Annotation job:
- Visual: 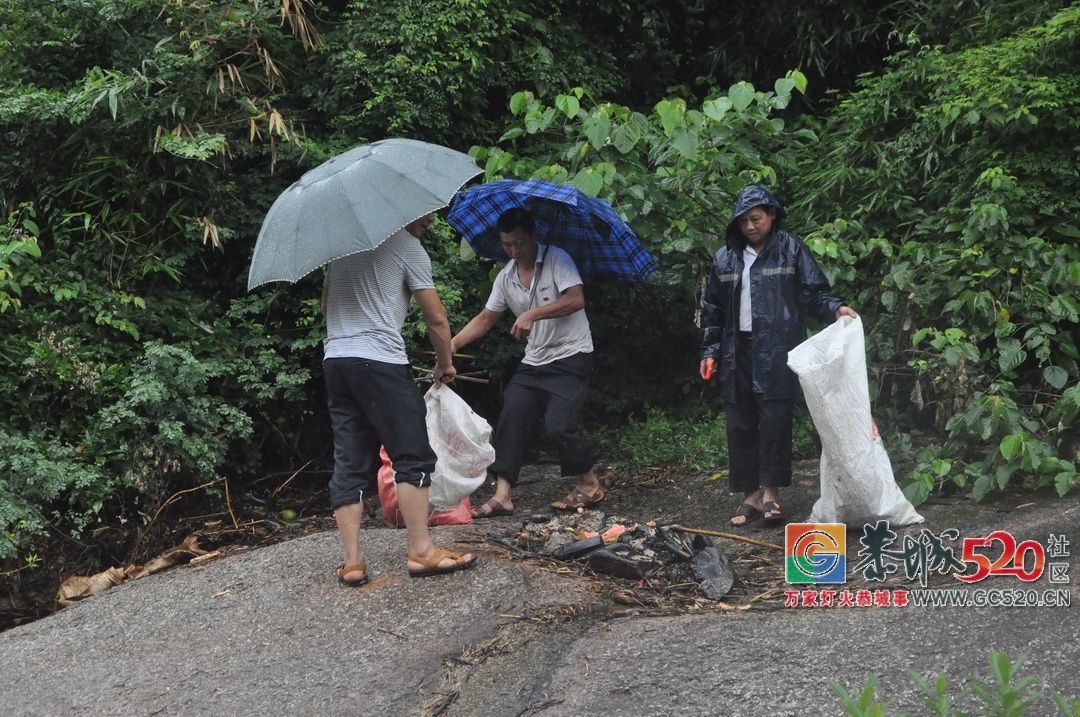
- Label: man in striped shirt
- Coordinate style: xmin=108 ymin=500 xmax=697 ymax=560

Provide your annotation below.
xmin=322 ymin=212 xmax=476 ymax=584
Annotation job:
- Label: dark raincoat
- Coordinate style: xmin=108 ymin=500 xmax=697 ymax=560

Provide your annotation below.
xmin=700 ymin=186 xmax=844 ymax=401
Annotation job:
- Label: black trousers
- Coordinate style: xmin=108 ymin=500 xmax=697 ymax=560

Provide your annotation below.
xmin=488 ymin=353 xmax=595 ymax=485
xmin=725 ymin=332 xmax=795 ymax=492
xmin=324 ymin=358 xmax=436 ymax=509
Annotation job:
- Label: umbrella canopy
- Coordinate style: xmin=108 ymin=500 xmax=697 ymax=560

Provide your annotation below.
xmin=247 ymin=138 xmax=482 ymax=290
xmin=446 ymin=178 xmax=657 ymax=283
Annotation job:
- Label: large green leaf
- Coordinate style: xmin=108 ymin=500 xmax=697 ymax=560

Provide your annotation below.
xmin=571 ymin=168 xmax=603 ymax=197
xmin=555 ymin=94 xmax=580 ymax=119
xmin=997 ymin=338 xmax=1026 ymax=374
xmin=583 ymin=113 xmax=611 ymax=150
xmin=998 ymin=433 xmax=1024 ymax=461
xmin=1043 ymin=365 xmax=1069 ymax=390
xmin=728 ymin=82 xmax=755 ymax=111
xmin=702 ymin=97 xmax=732 ymax=121
xmin=610 ymin=121 xmax=641 ymax=154
xmin=654 ymin=99 xmax=684 ymax=135
xmin=670 ymin=128 xmax=699 ymax=159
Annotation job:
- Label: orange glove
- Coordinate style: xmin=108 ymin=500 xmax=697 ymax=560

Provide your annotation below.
xmin=703 ymin=357 xmax=716 ymax=381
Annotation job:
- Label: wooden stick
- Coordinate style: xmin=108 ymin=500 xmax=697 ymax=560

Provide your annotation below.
xmin=223 ymin=476 xmax=240 ymax=530
xmin=412 ymin=370 xmax=489 ymax=384
xmin=272 ymin=458 xmax=315 ymax=497
xmin=669 ymin=524 xmax=784 ymax=551
xmin=420 ymin=350 xmax=476 ymax=359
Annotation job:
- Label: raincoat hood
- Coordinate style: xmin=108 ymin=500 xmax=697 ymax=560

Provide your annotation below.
xmin=725 ymin=185 xmax=786 ymax=249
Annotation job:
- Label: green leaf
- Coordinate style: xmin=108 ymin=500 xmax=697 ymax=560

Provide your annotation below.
xmin=1043 ymin=365 xmax=1069 ymax=390
xmin=498 ymin=127 xmax=525 ymax=142
xmin=555 ymin=94 xmax=580 ymax=119
xmin=1055 ymin=471 xmax=1077 ymax=496
xmin=997 ymin=338 xmax=1026 ymax=374
xmin=988 ymin=651 xmax=1011 ymax=687
xmin=702 ymin=97 xmax=732 ymax=121
xmin=509 ymin=91 xmax=530 ymax=115
xmin=670 ymin=128 xmax=699 ymax=159
xmin=655 ymin=99 xmax=684 ymax=135
xmin=903 ymin=479 xmax=931 ymax=507
xmin=772 ymin=78 xmax=796 ymax=109
xmin=21 ymin=218 xmax=39 ymax=236
xmin=973 ymin=473 xmax=994 ymax=501
xmin=995 ymin=462 xmax=1015 ymax=490
xmin=610 ymin=121 xmax=641 ymax=154
xmin=999 ymin=433 xmax=1024 ymax=461
xmin=583 ymin=114 xmax=611 ymax=150
xmin=728 ymin=82 xmax=755 ymax=111
xmin=788 ymin=69 xmax=808 ymax=93
xmin=571 ymin=168 xmax=603 ymax=197
xmin=458 ymin=238 xmax=475 ymax=261
xmin=932 ymin=459 xmax=951 ymax=477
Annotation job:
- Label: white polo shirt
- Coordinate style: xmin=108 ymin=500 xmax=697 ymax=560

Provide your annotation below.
xmin=485 ymin=244 xmax=593 ymax=366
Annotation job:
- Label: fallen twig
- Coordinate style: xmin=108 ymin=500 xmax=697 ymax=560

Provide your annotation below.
xmin=377 ymin=627 xmax=406 ymax=640
xmin=224 ymin=476 xmax=240 ymax=530
xmin=271 ymin=458 xmax=315 ymax=497
xmin=669 ymin=524 xmax=783 ymax=551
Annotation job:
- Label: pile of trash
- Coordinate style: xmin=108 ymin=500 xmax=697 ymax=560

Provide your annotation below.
xmin=489 ymin=510 xmax=737 ymax=601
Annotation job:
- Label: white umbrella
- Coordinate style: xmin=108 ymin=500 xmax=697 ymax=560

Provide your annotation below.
xmin=247 ymin=138 xmax=482 ymax=290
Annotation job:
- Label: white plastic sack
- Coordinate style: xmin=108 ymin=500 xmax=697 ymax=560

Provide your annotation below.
xmin=424 ymin=385 xmax=495 ymax=509
xmin=787 ymin=316 xmax=923 ymax=527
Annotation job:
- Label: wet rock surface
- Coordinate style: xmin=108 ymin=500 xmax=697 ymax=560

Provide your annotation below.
xmin=2 ymin=459 xmax=1078 ymax=716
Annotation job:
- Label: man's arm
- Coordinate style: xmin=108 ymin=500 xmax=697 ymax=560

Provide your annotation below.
xmin=452 ymin=308 xmax=504 ymax=352
xmin=509 ymin=285 xmax=585 ymax=340
xmin=413 ymin=288 xmax=457 ymax=384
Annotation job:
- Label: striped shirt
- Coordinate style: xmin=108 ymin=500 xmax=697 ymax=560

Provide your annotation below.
xmin=323 ymin=228 xmax=434 ymax=363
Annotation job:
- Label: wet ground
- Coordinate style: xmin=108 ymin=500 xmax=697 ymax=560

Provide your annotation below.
xmin=3 ymin=457 xmax=1077 ymax=716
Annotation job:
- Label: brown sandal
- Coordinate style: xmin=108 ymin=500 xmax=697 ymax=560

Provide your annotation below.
xmin=551 ymin=487 xmax=605 ymax=511
xmin=471 ymin=497 xmax=514 ymax=519
xmin=407 ymin=546 xmax=476 ymax=578
xmin=761 ymin=501 xmax=786 ymax=527
xmin=336 ymin=562 xmax=369 ymax=587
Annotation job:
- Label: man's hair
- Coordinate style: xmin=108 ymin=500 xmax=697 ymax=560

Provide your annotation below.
xmin=496 ymin=207 xmax=535 ymax=234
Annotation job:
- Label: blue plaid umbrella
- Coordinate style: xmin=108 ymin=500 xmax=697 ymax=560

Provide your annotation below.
xmin=446 ymin=178 xmax=657 ymax=282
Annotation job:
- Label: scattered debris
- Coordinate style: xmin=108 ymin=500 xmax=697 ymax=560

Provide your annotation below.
xmin=56 ymin=535 xmax=230 ymax=608
xmin=489 ymin=510 xmax=746 ymax=602
xmin=689 ymin=537 xmax=736 ymax=601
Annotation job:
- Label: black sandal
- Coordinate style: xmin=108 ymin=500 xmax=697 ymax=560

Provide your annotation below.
xmin=730 ymin=502 xmax=763 ymax=527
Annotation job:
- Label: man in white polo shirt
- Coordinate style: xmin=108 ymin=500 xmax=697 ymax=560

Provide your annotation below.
xmin=451 ymin=208 xmax=602 ymax=517
xmin=322 ymin=212 xmax=475 ymax=584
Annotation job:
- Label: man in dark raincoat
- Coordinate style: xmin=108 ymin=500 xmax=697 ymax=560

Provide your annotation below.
xmin=700 ymin=185 xmax=858 ymax=526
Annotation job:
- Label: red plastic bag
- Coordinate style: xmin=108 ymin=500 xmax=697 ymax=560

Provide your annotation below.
xmin=376 ymin=446 xmax=474 ymax=527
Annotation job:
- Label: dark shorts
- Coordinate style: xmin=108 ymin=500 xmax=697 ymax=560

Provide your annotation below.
xmin=323 ymin=358 xmax=435 ymax=509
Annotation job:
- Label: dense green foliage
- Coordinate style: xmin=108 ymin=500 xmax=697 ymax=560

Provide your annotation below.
xmin=0 ymin=0 xmax=1076 ymax=565
xmin=794 ymin=1 xmax=1080 ymax=503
